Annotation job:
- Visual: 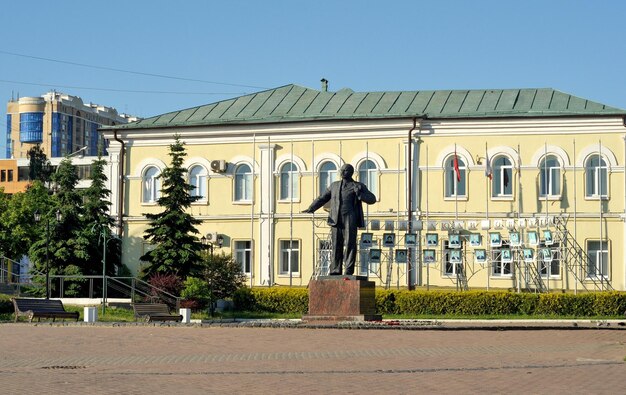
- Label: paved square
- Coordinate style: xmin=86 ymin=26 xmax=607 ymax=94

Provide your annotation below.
xmin=0 ymin=324 xmax=624 ymax=394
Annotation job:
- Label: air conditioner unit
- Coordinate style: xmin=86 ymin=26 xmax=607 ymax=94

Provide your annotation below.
xmin=205 ymin=232 xmax=218 ymax=242
xmin=210 ymin=159 xmax=227 ymax=173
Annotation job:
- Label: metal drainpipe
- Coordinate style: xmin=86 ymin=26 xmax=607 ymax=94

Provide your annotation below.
xmin=407 ymin=117 xmax=422 ymax=290
xmin=113 ymin=129 xmax=125 ymax=238
xmin=623 ymin=117 xmax=626 ymax=290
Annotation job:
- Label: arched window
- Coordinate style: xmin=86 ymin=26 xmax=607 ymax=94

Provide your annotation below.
xmin=189 ymin=165 xmax=207 ymax=199
xmin=492 ymin=156 xmax=513 ymax=197
xmin=585 ymin=155 xmax=608 ymax=198
xmin=358 ymin=160 xmax=378 ymax=196
xmin=234 ymin=164 xmax=252 ymax=201
xmin=319 ymin=161 xmax=337 ymax=193
xmin=444 ymin=155 xmax=466 ymax=197
xmin=539 ymin=155 xmax=561 ymax=197
xmin=142 ymin=166 xmax=160 ymax=203
xmin=279 ymin=162 xmax=299 ymax=200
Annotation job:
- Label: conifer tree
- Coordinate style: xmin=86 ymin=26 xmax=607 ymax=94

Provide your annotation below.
xmin=81 ymin=156 xmax=120 ymax=275
xmin=140 ymin=135 xmax=203 ymax=279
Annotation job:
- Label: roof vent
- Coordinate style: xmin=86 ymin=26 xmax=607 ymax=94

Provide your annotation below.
xmin=320 ymin=78 xmax=328 ymax=92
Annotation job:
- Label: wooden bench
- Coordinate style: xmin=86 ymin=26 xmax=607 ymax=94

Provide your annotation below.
xmin=12 ymin=298 xmax=79 ymax=323
xmin=132 ymin=303 xmax=183 ymax=322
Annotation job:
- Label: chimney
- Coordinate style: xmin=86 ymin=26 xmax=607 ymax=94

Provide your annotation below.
xmin=320 ymin=78 xmax=328 ymax=92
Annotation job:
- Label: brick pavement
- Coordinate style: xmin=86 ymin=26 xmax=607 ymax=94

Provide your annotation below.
xmin=0 ymin=324 xmax=624 ymax=394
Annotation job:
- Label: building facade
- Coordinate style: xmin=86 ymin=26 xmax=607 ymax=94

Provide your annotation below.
xmin=5 ymin=91 xmax=136 ymax=160
xmin=102 ymin=84 xmax=626 ymax=292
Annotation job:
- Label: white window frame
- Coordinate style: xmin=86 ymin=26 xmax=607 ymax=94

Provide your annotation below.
xmin=586 ymin=240 xmax=609 ymax=279
xmin=318 ymin=161 xmax=338 ymax=193
xmin=585 ymin=155 xmax=608 ymax=200
xmin=358 ymin=159 xmax=378 ymax=197
xmin=234 ymin=240 xmax=252 ymax=275
xmin=234 ymin=163 xmax=252 ymax=203
xmin=539 ymin=248 xmax=560 ymax=278
xmin=142 ymin=166 xmax=161 ymax=204
xmin=317 ymin=240 xmax=332 ymax=276
xmin=188 ymin=165 xmax=208 ymax=202
xmin=444 ymin=155 xmax=467 ymax=199
xmin=491 ymin=246 xmax=513 ymax=277
xmin=279 ymin=161 xmax=299 ymax=201
xmin=492 ymin=155 xmax=513 ymax=199
xmin=443 ymin=242 xmax=464 ymax=276
xmin=539 ymin=155 xmax=561 ymax=199
xmin=279 ymin=239 xmax=300 ymax=276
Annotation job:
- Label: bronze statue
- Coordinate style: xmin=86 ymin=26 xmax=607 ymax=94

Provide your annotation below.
xmin=302 ymin=164 xmax=376 ymax=275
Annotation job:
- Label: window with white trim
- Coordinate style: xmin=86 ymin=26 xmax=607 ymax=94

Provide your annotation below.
xmin=491 ymin=242 xmax=512 ymax=277
xmin=279 ymin=240 xmax=300 ymax=275
xmin=142 ymin=166 xmax=160 ymax=203
xmin=587 ymin=240 xmax=608 ymax=278
xmin=279 ymin=162 xmax=299 ymax=200
xmin=444 ymin=156 xmax=466 ymax=198
xmin=234 ymin=240 xmax=252 ymax=274
xmin=189 ymin=165 xmax=207 ymax=200
xmin=539 ymin=245 xmax=560 ymax=277
xmin=358 ymin=160 xmax=378 ymax=196
xmin=585 ymin=155 xmax=608 ymax=199
xmin=318 ymin=240 xmax=332 ymax=276
xmin=492 ymin=156 xmax=513 ymax=197
xmin=234 ymin=164 xmax=252 ymax=201
xmin=319 ymin=161 xmax=337 ymax=193
xmin=539 ymin=155 xmax=561 ymax=198
xmin=443 ymin=241 xmax=464 ymax=276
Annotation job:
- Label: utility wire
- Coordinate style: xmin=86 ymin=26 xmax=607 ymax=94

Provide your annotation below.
xmin=0 ymin=78 xmax=247 ymax=95
xmin=0 ymin=49 xmax=269 ymax=90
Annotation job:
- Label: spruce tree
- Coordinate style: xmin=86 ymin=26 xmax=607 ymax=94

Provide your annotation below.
xmin=81 ymin=156 xmax=120 ymax=275
xmin=140 ymin=135 xmax=203 ymax=279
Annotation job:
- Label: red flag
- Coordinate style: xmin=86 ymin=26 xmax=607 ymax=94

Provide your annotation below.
xmin=453 ymin=151 xmax=461 ymax=182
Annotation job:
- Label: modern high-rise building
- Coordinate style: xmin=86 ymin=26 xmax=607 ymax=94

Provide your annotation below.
xmin=5 ymin=91 xmax=136 ymax=159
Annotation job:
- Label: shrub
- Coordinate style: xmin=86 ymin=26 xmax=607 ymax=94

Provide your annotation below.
xmin=0 ymin=295 xmax=12 ymax=314
xmin=147 ymin=273 xmax=183 ymax=297
xmin=233 ymin=287 xmax=256 ymax=311
xmin=180 ymin=277 xmax=211 ymax=310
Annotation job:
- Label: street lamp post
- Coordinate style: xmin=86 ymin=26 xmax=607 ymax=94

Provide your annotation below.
xmin=200 ymin=235 xmax=224 ymax=258
xmin=200 ymin=234 xmax=224 ymax=317
xmin=34 ymin=209 xmax=62 ymax=299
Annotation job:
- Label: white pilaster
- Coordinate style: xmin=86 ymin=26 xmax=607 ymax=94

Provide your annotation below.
xmin=258 ymin=144 xmax=277 ymax=285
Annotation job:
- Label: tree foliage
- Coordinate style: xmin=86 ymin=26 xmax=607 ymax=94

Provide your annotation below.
xmin=0 ymin=181 xmax=52 ymax=261
xmin=27 ymin=144 xmax=52 ymax=183
xmin=81 ymin=156 xmax=120 ymax=275
xmin=140 ymin=135 xmax=203 ymax=279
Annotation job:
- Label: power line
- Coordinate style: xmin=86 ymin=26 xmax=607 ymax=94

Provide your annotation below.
xmin=0 ymin=78 xmax=248 ymax=95
xmin=0 ymin=49 xmax=269 ymax=90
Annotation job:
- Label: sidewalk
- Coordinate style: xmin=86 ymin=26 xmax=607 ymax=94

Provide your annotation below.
xmin=0 ymin=321 xmax=625 ymax=394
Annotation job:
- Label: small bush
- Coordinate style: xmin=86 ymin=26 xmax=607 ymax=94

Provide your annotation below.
xmin=148 ymin=273 xmax=183 ymax=297
xmin=233 ymin=287 xmax=256 ymax=311
xmin=0 ymin=295 xmax=13 ymax=314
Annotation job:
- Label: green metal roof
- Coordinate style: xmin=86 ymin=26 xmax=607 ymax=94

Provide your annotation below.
xmin=109 ymin=85 xmax=626 ymax=130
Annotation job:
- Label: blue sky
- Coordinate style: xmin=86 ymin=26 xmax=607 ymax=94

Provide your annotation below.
xmin=2 ymin=1 xmax=626 ymax=155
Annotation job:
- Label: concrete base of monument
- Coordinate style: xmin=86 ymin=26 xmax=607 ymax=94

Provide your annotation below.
xmin=302 ymin=275 xmax=382 ymax=322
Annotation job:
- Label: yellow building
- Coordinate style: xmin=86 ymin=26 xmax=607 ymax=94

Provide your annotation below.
xmin=101 ymin=84 xmax=626 ymax=292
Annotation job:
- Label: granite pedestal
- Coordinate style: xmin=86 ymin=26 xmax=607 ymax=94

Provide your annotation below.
xmin=303 ymin=275 xmax=382 ymax=321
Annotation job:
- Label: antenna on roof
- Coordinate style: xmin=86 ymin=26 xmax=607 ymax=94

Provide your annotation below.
xmin=321 ymin=78 xmax=328 ymax=92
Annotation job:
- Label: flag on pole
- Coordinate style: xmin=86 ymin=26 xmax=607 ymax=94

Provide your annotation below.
xmin=453 ymin=148 xmax=461 ymax=182
xmin=484 ymin=155 xmax=493 ymax=180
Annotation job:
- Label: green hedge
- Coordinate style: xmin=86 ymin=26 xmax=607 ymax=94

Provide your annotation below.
xmin=234 ymin=287 xmax=626 ymax=317
xmin=233 ymin=287 xmax=308 ymax=314
xmin=377 ymin=290 xmax=626 ymax=317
